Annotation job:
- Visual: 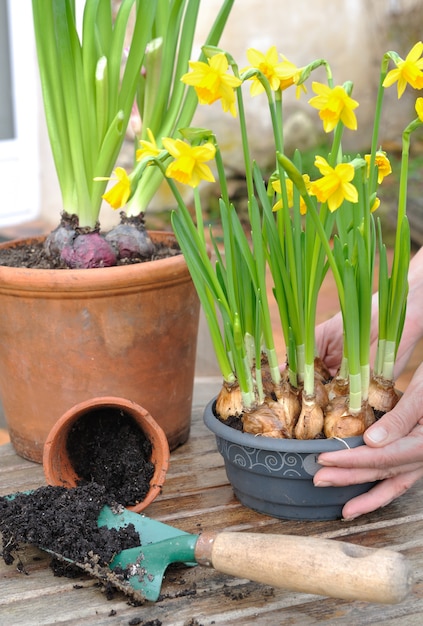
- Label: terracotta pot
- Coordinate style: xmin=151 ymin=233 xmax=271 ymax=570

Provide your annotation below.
xmin=204 ymin=398 xmax=376 ymax=521
xmin=0 ymin=231 xmax=200 ymax=462
xmin=43 ymin=396 xmax=169 ymax=513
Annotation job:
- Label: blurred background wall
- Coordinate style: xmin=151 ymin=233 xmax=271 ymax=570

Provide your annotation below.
xmin=1 ymin=0 xmax=422 ymax=231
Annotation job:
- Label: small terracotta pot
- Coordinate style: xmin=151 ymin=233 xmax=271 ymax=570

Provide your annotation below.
xmin=43 ymin=396 xmax=170 ymax=513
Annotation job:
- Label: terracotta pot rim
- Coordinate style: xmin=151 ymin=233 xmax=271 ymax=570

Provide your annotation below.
xmin=204 ymin=397 xmax=365 ymax=453
xmin=0 ymin=231 xmax=190 ymax=294
xmin=43 ymin=396 xmax=170 ymax=513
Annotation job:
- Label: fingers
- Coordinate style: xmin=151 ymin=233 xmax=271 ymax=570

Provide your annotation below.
xmin=341 ymin=467 xmax=423 ymax=520
xmin=318 ymin=427 xmax=423 ymax=469
xmin=314 ymin=313 xmax=344 ymax=374
xmin=314 ymin=460 xmax=423 ymax=487
xmin=315 ymin=415 xmax=423 ymax=520
xmin=315 ymin=421 xmax=423 ymax=522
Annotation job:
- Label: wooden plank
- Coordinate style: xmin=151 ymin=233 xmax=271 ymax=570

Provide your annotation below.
xmin=0 ymin=380 xmax=423 ymax=624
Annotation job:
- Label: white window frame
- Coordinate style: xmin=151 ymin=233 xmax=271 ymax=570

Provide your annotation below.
xmin=0 ymin=0 xmax=39 ymax=227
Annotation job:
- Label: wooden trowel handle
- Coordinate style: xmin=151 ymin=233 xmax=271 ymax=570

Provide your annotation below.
xmin=194 ymin=531 xmax=413 ymax=604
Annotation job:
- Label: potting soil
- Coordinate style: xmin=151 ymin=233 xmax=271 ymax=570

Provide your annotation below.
xmin=0 ymin=407 xmax=156 ymax=595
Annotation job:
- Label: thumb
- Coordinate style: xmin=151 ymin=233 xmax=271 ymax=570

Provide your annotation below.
xmin=364 ymin=363 xmax=423 ymax=447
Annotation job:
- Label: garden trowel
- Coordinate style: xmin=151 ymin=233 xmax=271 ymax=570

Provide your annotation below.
xmin=92 ymin=505 xmax=413 ymax=604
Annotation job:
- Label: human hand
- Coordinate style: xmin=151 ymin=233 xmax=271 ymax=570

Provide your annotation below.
xmin=314 ymin=362 xmax=423 ymax=519
xmin=315 ymin=292 xmax=380 ymax=377
xmin=314 ymin=311 xmax=344 ymax=376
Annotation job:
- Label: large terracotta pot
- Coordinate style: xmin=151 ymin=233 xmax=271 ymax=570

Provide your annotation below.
xmin=0 ymin=231 xmax=200 ymax=462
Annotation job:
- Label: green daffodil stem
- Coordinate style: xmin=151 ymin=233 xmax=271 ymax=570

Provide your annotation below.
xmin=259 ymin=168 xmax=298 ymax=370
xmin=269 ymin=89 xmax=306 ymax=382
xmin=214 ymin=144 xmax=230 ymax=208
xmin=270 ymin=90 xmax=284 ymax=154
xmin=139 ymin=37 xmax=164 ymax=142
xmin=298 ymin=59 xmax=331 ymax=87
xmin=395 ymin=119 xmax=422 ymax=249
xmin=193 ymin=188 xmax=206 ymax=247
xmin=375 ymin=224 xmax=389 ymax=377
xmin=277 ymin=153 xmax=345 ymax=396
xmin=169 ymin=198 xmax=237 ymax=384
xmin=275 ymin=179 xmax=301 ymax=375
xmin=343 ymin=260 xmax=362 ymax=412
xmin=250 ymin=209 xmax=281 ymax=385
xmin=328 ymin=123 xmax=344 ymax=168
xmin=227 ymin=69 xmax=281 ymax=386
xmin=235 ymin=84 xmax=254 ymax=203
xmin=160 ymin=152 xmax=259 ymax=398
xmin=376 ymin=119 xmax=420 ymax=380
xmin=368 ymin=56 xmax=390 ymax=194
xmin=172 ymin=208 xmax=236 ymax=384
xmin=231 ymin=313 xmax=255 ymax=404
xmin=154 ymin=160 xmax=224 ymax=298
xmin=303 ymin=231 xmax=327 ymax=397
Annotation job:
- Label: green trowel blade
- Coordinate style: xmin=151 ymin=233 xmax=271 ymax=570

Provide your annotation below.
xmin=97 ymin=505 xmax=190 ymax=544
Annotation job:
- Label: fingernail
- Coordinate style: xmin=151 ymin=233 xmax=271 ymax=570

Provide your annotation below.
xmin=314 ymin=480 xmax=333 ymax=487
xmin=366 ymin=425 xmax=388 ymax=444
xmin=342 ymin=514 xmax=359 ymax=522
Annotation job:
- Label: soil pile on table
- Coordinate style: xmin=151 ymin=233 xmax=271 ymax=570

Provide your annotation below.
xmin=0 ymin=483 xmax=140 ymax=566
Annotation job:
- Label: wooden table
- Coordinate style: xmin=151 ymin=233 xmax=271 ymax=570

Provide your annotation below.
xmin=1 ymin=377 xmax=422 ymax=625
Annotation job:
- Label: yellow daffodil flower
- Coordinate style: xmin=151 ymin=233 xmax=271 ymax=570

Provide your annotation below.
xmin=243 ymin=47 xmax=305 ymax=97
xmin=163 ymin=138 xmax=216 ymax=188
xmin=383 ymin=42 xmax=423 ymax=98
xmin=364 ymin=151 xmax=392 ymax=184
xmin=308 ymin=82 xmax=359 ymax=133
xmin=272 ymin=175 xmax=310 ymax=215
xmin=100 ymin=167 xmax=131 ymax=210
xmin=310 ymin=156 xmax=358 ymax=212
xmin=277 ymin=56 xmax=307 ymax=98
xmin=416 ymin=97 xmax=423 ymax=122
xmin=243 ymin=46 xmax=282 ymax=95
xmin=136 ymin=128 xmax=162 ymax=162
xmin=181 ymin=53 xmax=242 ymax=117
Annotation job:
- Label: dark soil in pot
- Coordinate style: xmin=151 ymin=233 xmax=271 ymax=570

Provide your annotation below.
xmin=65 ymin=407 xmax=155 ymax=507
xmin=0 ymin=234 xmax=180 ymax=269
xmin=0 ymin=212 xmax=182 ymax=270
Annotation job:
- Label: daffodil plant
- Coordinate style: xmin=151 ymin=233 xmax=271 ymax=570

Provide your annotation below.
xmin=103 ymin=41 xmax=423 ymax=439
xmin=32 ymin=0 xmax=233 ymax=268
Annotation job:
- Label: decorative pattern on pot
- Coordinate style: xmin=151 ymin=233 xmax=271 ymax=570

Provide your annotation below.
xmin=217 ymin=440 xmax=323 ymax=477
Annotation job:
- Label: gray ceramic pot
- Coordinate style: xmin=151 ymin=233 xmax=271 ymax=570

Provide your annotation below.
xmin=203 ymin=398 xmax=375 ymax=520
